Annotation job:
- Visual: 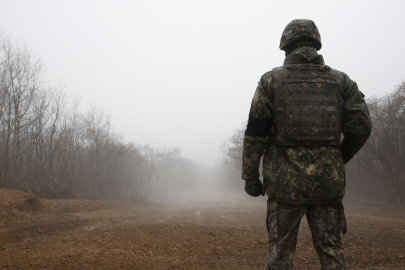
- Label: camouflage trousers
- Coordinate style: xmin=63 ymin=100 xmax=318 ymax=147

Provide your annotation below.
xmin=265 ymin=198 xmax=349 ymax=270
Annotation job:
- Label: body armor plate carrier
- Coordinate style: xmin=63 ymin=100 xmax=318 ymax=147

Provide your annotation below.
xmin=271 ymin=64 xmax=344 ymax=146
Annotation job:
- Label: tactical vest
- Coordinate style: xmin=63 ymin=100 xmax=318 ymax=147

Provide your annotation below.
xmin=271 ymin=63 xmax=345 ymax=146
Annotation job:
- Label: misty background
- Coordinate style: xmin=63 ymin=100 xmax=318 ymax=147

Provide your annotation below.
xmin=0 ymin=0 xmax=404 ymax=207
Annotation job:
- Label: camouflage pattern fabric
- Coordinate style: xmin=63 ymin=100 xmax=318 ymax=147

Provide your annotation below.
xmin=242 ymin=19 xmax=370 ymax=270
xmin=242 ymin=46 xmax=373 ymax=205
xmin=279 ymin=19 xmax=322 ymax=51
xmin=265 ymin=199 xmax=348 ymax=270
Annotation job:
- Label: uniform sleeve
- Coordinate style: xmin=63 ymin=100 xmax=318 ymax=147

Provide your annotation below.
xmin=242 ymin=76 xmax=273 ymax=182
xmin=340 ymin=74 xmax=373 ymax=164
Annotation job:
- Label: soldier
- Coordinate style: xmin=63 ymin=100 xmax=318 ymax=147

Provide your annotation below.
xmin=242 ymin=19 xmax=372 ymax=270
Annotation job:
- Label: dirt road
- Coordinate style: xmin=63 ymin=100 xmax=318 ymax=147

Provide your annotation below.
xmin=1 ymin=188 xmax=405 ymax=269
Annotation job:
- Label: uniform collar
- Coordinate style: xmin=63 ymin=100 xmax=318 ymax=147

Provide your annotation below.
xmin=283 ymin=46 xmax=325 ymax=65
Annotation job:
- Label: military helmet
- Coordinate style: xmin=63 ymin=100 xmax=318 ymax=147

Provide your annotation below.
xmin=279 ymin=19 xmax=322 ymax=51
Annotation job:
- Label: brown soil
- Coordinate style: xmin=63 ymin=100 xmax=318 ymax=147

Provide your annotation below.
xmin=0 ymin=188 xmax=404 ymax=270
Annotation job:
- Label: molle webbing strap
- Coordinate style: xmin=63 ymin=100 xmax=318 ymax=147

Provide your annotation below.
xmin=287 ymin=109 xmax=336 ymax=116
xmin=288 ymin=120 xmax=339 ymax=127
xmin=289 ymin=100 xmax=337 ymax=106
xmin=271 ymin=64 xmax=344 ymax=146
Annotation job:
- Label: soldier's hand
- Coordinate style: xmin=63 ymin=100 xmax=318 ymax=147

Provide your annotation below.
xmin=245 ymin=179 xmax=265 ymax=197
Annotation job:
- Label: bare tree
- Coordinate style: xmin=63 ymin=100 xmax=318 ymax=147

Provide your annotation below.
xmin=0 ymin=36 xmax=42 ymax=188
xmin=348 ymin=82 xmax=405 ymax=208
xmin=220 ymin=122 xmax=245 ymax=170
xmin=0 ymin=32 xmax=200 ymax=202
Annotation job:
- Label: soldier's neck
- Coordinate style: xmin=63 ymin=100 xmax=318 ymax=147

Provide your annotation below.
xmin=290 ymin=46 xmax=318 ymax=58
xmin=283 ymin=46 xmax=324 ymax=65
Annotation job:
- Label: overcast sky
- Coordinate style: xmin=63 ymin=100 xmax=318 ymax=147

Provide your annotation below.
xmin=1 ymin=0 xmax=404 ymax=165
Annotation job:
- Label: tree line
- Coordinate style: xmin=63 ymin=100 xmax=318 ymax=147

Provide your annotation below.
xmin=222 ymin=83 xmax=405 ymax=208
xmin=0 ymin=33 xmax=198 ymax=200
xmin=346 ymin=82 xmax=405 ymax=208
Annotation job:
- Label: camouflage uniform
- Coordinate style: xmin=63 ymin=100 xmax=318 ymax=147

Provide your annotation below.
xmin=242 ymin=20 xmax=372 ymax=270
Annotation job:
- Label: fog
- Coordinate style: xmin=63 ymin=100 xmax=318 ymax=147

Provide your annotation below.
xmin=0 ymin=1 xmax=404 ymax=211
xmin=1 ymin=0 xmax=404 ymax=166
xmin=0 ymin=2 xmax=405 ymax=264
